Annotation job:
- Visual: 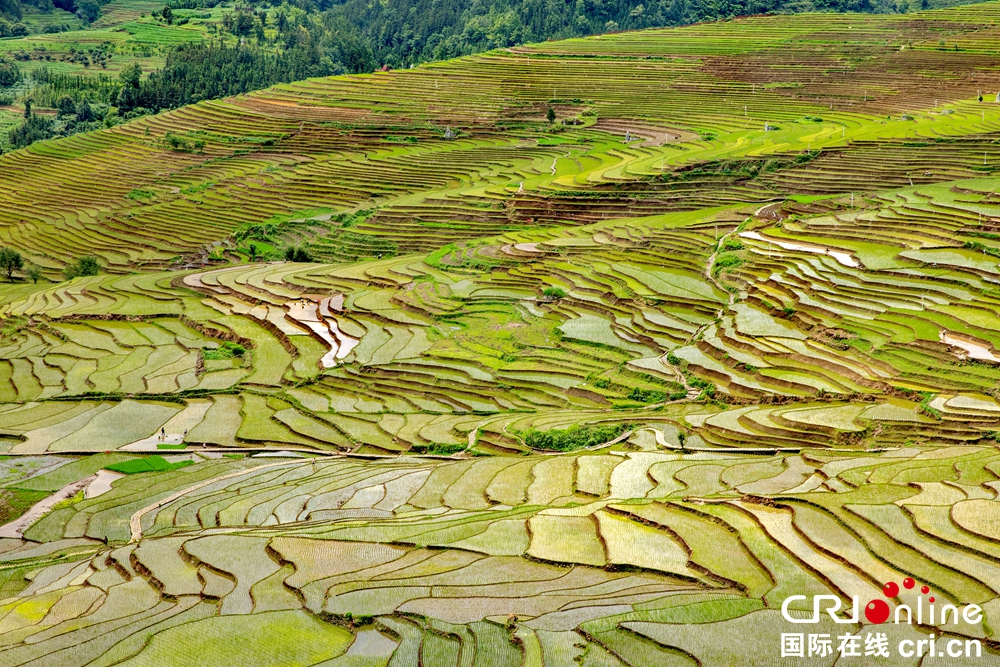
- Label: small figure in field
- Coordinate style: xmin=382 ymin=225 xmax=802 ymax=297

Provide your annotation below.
xmin=160 ymin=427 xmax=165 ymax=442
xmin=183 ymin=429 xmax=188 ymax=441
xmin=625 ymin=130 xmax=632 ymax=143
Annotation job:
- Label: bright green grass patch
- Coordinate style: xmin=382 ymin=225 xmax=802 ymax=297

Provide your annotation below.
xmin=121 ymin=21 xmax=205 ymax=44
xmin=105 ymin=456 xmax=193 ymax=475
xmin=12 ymin=452 xmax=134 ymax=491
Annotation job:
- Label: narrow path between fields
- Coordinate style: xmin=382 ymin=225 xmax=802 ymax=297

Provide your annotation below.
xmin=0 ymin=475 xmax=96 ymax=538
xmin=657 ymin=221 xmax=742 ymax=401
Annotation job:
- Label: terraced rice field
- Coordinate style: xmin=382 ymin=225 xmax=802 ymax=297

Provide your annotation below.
xmin=0 ymin=1 xmax=233 ymax=80
xmin=4 ymin=3 xmax=1000 ymax=664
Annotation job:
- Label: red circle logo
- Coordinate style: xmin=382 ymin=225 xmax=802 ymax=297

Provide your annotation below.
xmin=883 ymin=581 xmax=899 ymax=597
xmin=866 ymin=600 xmax=891 ymax=624
xmin=903 ymin=578 xmax=915 ymax=590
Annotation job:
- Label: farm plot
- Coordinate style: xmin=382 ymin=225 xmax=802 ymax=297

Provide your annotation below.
xmin=0 ymin=440 xmax=998 ymax=665
xmin=3 ymin=4 xmax=1000 ymax=664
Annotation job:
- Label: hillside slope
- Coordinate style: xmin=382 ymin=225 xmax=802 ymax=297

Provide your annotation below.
xmin=2 ymin=6 xmax=1000 ymax=665
xmin=3 ymin=6 xmax=1000 ymax=271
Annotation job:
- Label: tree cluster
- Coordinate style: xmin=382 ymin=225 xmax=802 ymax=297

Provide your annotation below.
xmin=0 ymin=59 xmax=19 ymax=87
xmin=0 ymin=17 xmax=28 ymax=36
xmin=284 ymin=246 xmax=313 ymax=262
xmin=0 ymin=247 xmax=43 ymax=283
xmin=115 ymin=42 xmax=336 ymax=114
xmin=7 ymin=100 xmax=55 ymax=151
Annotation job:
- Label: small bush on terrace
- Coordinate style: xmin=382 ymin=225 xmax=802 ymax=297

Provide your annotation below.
xmin=712 ymin=253 xmax=743 ymax=276
xmin=243 ymin=241 xmax=267 ymax=262
xmin=542 ymin=286 xmax=566 ymax=300
xmin=284 ymin=246 xmax=314 ymax=262
xmin=628 ymin=386 xmax=686 ymax=402
xmin=410 ymin=442 xmax=466 ymax=456
xmin=163 ymin=132 xmax=205 ymax=153
xmin=234 ymin=222 xmax=278 ymax=243
xmin=204 ymin=341 xmax=245 ymax=360
xmin=720 ymin=236 xmax=744 ymax=252
xmin=522 ymin=423 xmax=631 ymax=451
xmin=689 ymin=376 xmax=716 ymax=399
xmin=65 ymin=255 xmax=100 ymax=279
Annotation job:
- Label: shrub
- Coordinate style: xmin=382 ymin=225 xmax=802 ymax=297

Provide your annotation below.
xmin=689 ymin=376 xmax=716 ymax=398
xmin=542 ymin=286 xmax=566 ymax=300
xmin=204 ymin=341 xmax=246 ymax=360
xmin=720 ymin=237 xmax=744 ymax=252
xmin=627 ymin=387 xmax=666 ymax=403
xmin=233 ymin=221 xmax=277 ymax=243
xmin=0 ymin=21 xmax=28 ymax=38
xmin=522 ymin=423 xmax=631 ymax=451
xmin=65 ymin=255 xmax=100 ymax=278
xmin=284 ymin=246 xmax=313 ymax=262
xmin=918 ymin=392 xmax=942 ymax=420
xmin=410 ymin=442 xmax=466 ymax=456
xmin=712 ymin=253 xmax=743 ymax=275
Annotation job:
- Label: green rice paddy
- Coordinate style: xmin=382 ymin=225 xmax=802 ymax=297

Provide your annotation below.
xmin=2 ymin=3 xmax=1000 ymax=664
